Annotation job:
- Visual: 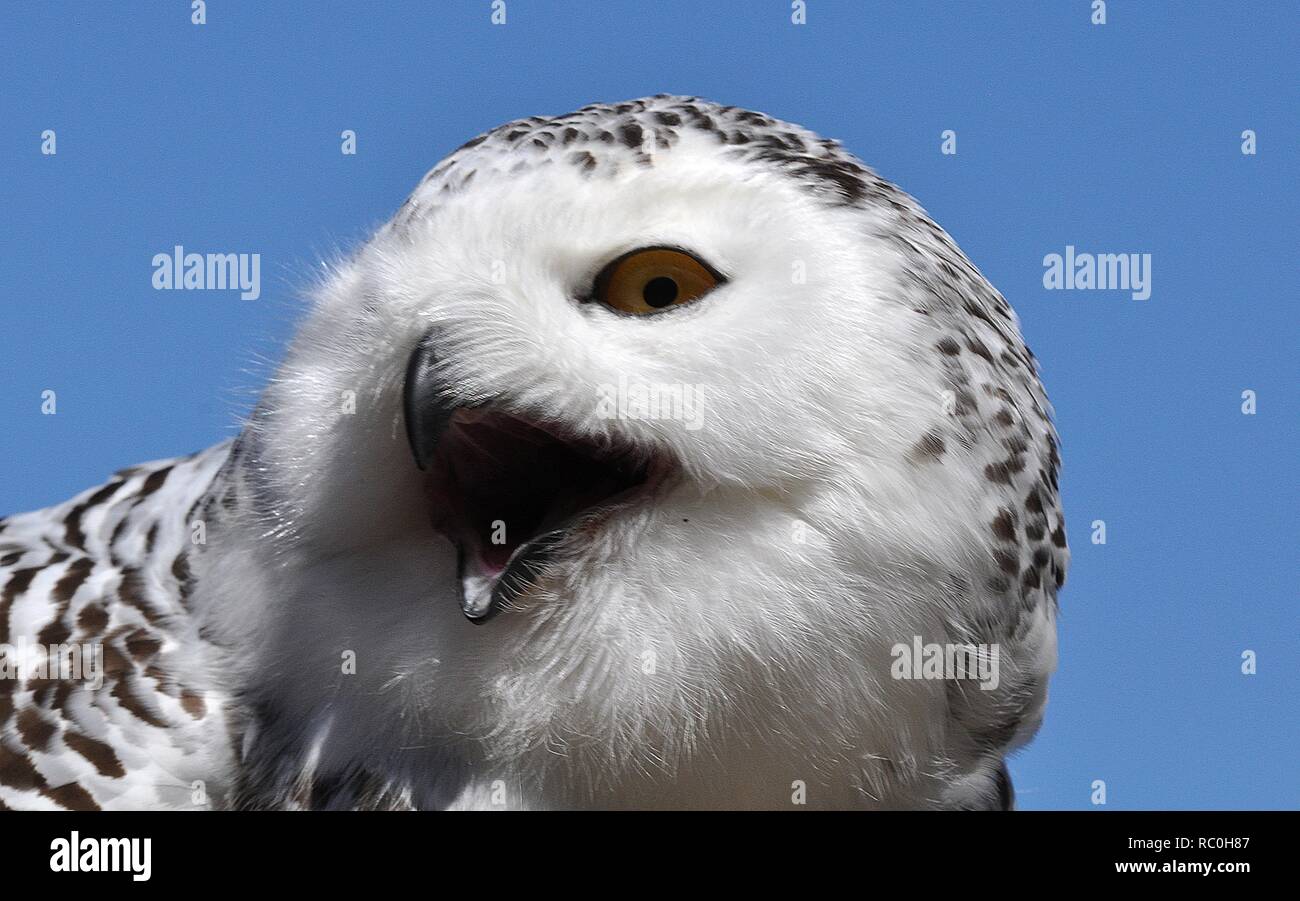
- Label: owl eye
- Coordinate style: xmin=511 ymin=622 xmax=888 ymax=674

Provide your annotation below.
xmin=590 ymin=247 xmax=723 ymax=315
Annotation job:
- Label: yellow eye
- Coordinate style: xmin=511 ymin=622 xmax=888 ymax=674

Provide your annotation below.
xmin=591 ymin=247 xmax=722 ymax=315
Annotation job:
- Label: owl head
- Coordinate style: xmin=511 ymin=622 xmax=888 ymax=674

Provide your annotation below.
xmin=198 ymin=97 xmax=1065 ymax=808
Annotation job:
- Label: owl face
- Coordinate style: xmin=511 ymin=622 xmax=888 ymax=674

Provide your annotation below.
xmin=222 ymin=97 xmax=1062 ymax=795
xmin=386 ymin=132 xmax=944 ymax=625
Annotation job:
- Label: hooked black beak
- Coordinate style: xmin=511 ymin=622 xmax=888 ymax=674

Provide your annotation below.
xmin=402 ymin=331 xmax=456 ymax=473
xmin=403 ymin=331 xmax=507 ymax=623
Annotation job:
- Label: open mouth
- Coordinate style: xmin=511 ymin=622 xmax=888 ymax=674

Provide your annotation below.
xmin=403 ymin=334 xmax=660 ymax=622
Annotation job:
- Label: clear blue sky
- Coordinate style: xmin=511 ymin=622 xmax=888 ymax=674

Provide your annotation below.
xmin=1 ymin=2 xmax=1294 ymax=809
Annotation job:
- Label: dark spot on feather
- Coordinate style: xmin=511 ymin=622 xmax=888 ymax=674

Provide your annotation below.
xmin=17 ymin=708 xmax=57 ymax=751
xmin=111 ymin=678 xmax=167 ymax=729
xmin=181 ymin=690 xmax=207 ymax=719
xmin=51 ymin=680 xmax=73 ymax=713
xmin=85 ymin=480 xmax=127 ymax=509
xmin=39 ymin=557 xmax=88 ymax=641
xmin=53 ymin=557 xmax=93 ymax=604
xmin=0 ymin=567 xmax=43 ymax=645
xmin=108 ymin=515 xmax=131 ymax=562
xmin=101 ymin=645 xmax=132 ymax=679
xmin=137 ymin=466 xmax=172 ymax=499
xmin=44 ymin=782 xmax=100 ymax=811
xmin=63 ymin=507 xmax=88 ymax=550
xmin=77 ymin=603 xmax=109 ymax=635
xmin=117 ymin=568 xmax=163 ymax=624
xmin=993 ymin=550 xmax=1020 ymax=576
xmin=125 ymin=629 xmax=162 ymax=661
xmin=910 ymin=432 xmax=946 ymax=461
xmin=37 ymin=619 xmax=70 ymax=648
xmin=966 ymin=337 xmax=994 ymax=363
xmin=984 ymin=462 xmax=1013 ymax=485
xmin=619 ymin=122 xmax=643 ymax=149
xmin=991 ymin=509 xmax=1018 ymax=542
xmin=1022 ymin=566 xmax=1042 ymax=592
xmin=0 ymin=744 xmax=46 ymax=791
xmin=799 ymin=157 xmax=868 ymax=205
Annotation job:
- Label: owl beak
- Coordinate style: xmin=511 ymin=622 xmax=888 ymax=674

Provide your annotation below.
xmin=403 ymin=331 xmax=499 ymax=621
xmin=402 ymin=330 xmax=457 ymax=471
xmin=401 ymin=330 xmax=657 ymax=625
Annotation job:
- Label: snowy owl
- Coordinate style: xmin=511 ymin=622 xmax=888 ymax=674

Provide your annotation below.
xmin=0 ymin=96 xmax=1066 ymax=810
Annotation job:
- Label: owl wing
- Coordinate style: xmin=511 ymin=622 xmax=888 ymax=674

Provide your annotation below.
xmin=0 ymin=443 xmax=238 ymax=810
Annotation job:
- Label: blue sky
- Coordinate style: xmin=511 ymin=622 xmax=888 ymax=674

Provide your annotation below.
xmin=1 ymin=2 xmax=1295 ymax=809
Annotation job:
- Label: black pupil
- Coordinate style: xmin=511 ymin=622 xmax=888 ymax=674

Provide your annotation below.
xmin=642 ymin=276 xmax=678 ymax=308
